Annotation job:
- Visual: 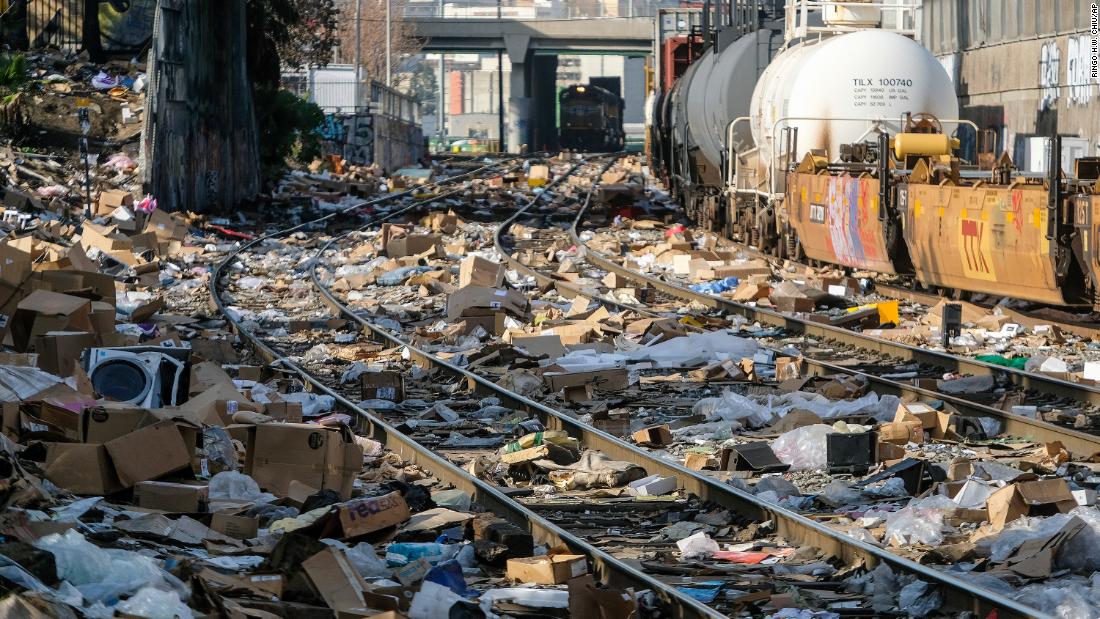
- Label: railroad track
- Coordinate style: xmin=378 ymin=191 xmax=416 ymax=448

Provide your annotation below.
xmin=572 ymin=209 xmax=1100 ymax=435
xmin=211 ymin=155 xmax=731 ymax=619
xmin=295 ymin=155 xmax=1053 ymax=618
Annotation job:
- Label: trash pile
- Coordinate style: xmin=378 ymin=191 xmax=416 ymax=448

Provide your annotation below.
xmin=592 ymin=215 xmax=1100 ymax=383
xmin=306 ymin=160 xmax=1100 ymax=617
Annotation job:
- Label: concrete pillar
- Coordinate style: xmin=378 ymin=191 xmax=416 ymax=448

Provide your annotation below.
xmin=507 ymin=65 xmax=531 ymax=153
xmin=503 ymin=34 xmax=532 ymax=153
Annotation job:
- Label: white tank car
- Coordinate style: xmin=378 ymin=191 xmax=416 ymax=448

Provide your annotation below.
xmin=747 ymin=29 xmax=959 ymax=185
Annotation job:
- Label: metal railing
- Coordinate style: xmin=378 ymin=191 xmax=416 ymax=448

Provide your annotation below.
xmin=403 ymin=0 xmax=668 ymax=19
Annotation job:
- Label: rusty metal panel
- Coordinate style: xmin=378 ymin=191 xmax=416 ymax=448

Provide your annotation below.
xmin=1075 ymin=195 xmax=1100 ymax=294
xmin=902 ymin=183 xmax=1066 ymax=304
xmin=787 ymin=172 xmax=897 ymax=273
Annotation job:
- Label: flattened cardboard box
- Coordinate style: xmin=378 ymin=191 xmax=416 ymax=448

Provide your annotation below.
xmin=544 ymin=368 xmax=629 ymax=393
xmin=105 ymin=420 xmax=192 ymax=488
xmin=249 ymin=423 xmax=363 ymax=499
xmin=506 ymin=554 xmax=587 ymax=585
xmin=304 ymin=547 xmax=371 ymax=610
xmin=385 ymin=234 xmax=442 ymax=259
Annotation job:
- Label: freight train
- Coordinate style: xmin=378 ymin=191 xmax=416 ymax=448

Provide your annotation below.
xmin=560 ymin=84 xmax=625 ymax=152
xmin=650 ymin=0 xmax=1100 ymax=307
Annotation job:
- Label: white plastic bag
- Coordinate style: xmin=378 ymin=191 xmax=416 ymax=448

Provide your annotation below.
xmin=884 ymin=495 xmax=956 ymax=546
xmin=771 ymin=424 xmax=833 ymax=470
xmin=115 ymin=587 xmax=194 ymax=619
xmin=208 ymin=471 xmax=266 ymax=502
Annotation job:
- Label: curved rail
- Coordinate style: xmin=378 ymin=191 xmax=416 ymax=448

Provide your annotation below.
xmin=213 ymin=157 xmax=725 ymax=619
xmin=312 ymin=158 xmax=1047 ymax=619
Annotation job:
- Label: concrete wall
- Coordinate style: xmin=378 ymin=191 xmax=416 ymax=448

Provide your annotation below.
xmin=924 ymin=0 xmax=1100 ymax=173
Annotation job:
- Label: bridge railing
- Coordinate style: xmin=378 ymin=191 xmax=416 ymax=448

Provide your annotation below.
xmin=405 ymin=0 xmax=663 ymax=20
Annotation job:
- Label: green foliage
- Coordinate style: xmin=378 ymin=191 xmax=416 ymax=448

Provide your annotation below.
xmin=0 ymin=53 xmax=28 ymax=107
xmin=254 ymin=88 xmax=325 ymax=187
xmin=0 ymin=53 xmax=28 ymax=90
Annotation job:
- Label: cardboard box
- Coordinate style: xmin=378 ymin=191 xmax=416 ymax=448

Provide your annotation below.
xmin=333 ymin=491 xmax=411 ymax=538
xmin=506 ymin=554 xmax=588 ymax=585
xmin=134 ymin=481 xmax=208 ymax=513
xmin=9 ymin=290 xmax=93 ymax=352
xmin=44 ymin=443 xmax=123 ymax=495
xmin=385 ymin=234 xmax=441 ymax=258
xmin=33 ymin=331 xmax=97 ymax=377
xmin=987 ymin=479 xmax=1077 ymax=530
xmin=250 ymin=423 xmax=363 ymax=499
xmin=304 ymin=547 xmax=371 ymax=610
xmin=211 ymin=511 xmax=260 ymax=539
xmin=878 ymin=419 xmax=923 ymax=445
xmin=360 ymin=371 xmax=405 ymax=402
xmin=459 ymin=255 xmax=505 ymax=288
xmin=460 ymin=312 xmax=507 ymax=336
xmin=510 ymin=335 xmax=566 ymax=360
xmin=446 ymin=286 xmax=528 ymax=319
xmin=20 ymin=400 xmax=87 ymax=441
xmin=626 ymin=474 xmax=677 ymax=496
xmin=544 ymin=368 xmax=629 ymax=393
xmin=631 ymin=424 xmax=672 ymax=446
xmin=0 ymin=243 xmax=33 ymax=288
xmin=104 ymin=420 xmax=192 ymax=488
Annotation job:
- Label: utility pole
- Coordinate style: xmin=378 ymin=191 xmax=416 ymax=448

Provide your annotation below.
xmin=385 ymin=0 xmax=392 ymax=87
xmin=353 ymin=0 xmax=362 ymax=109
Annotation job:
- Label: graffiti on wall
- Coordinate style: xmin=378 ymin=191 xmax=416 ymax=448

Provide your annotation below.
xmin=1036 ymin=36 xmax=1100 ymax=110
xmin=1039 ymin=40 xmax=1061 ymax=111
xmin=344 ymin=115 xmax=374 ymax=164
xmin=1066 ymin=35 xmax=1099 ymax=106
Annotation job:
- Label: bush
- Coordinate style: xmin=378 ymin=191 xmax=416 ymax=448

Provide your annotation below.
xmin=253 ymin=87 xmax=324 ymax=187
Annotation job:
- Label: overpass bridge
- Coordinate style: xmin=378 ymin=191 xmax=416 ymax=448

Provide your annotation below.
xmin=411 ymin=17 xmax=653 ymax=151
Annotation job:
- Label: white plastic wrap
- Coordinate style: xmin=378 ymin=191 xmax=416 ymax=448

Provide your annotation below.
xmin=114 ymin=587 xmax=194 ymax=619
xmin=771 ymin=424 xmax=833 ymax=470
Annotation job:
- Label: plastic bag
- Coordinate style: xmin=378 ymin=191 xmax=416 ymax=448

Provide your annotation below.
xmin=884 ymin=495 xmax=956 ymax=546
xmin=755 ymin=476 xmax=801 ymax=498
xmin=898 ymin=581 xmax=942 ymax=618
xmin=690 ymin=276 xmax=739 ymax=295
xmin=821 ymin=480 xmax=861 ymax=506
xmin=34 ymin=530 xmax=172 ymax=603
xmin=208 ymin=471 xmax=265 ymax=502
xmin=691 ymin=390 xmax=772 ymax=427
xmin=771 ymin=424 xmax=833 ymax=470
xmin=115 ymin=587 xmax=194 ymax=619
xmin=279 ymin=391 xmax=335 ymax=416
xmin=409 ymin=581 xmax=466 ymax=619
xmin=676 ymin=531 xmax=719 ymax=560
xmin=201 ymin=427 xmax=239 ymax=475
xmin=385 ymin=542 xmax=460 ymax=567
xmin=324 ymin=540 xmax=390 ymax=578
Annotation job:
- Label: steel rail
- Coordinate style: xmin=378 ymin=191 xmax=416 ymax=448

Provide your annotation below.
xmin=313 ymin=157 xmax=1047 ymax=619
xmin=212 ymin=157 xmax=725 ymax=619
xmin=565 ymin=210 xmax=1100 ymax=457
xmin=566 ymin=216 xmax=1100 ymax=408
